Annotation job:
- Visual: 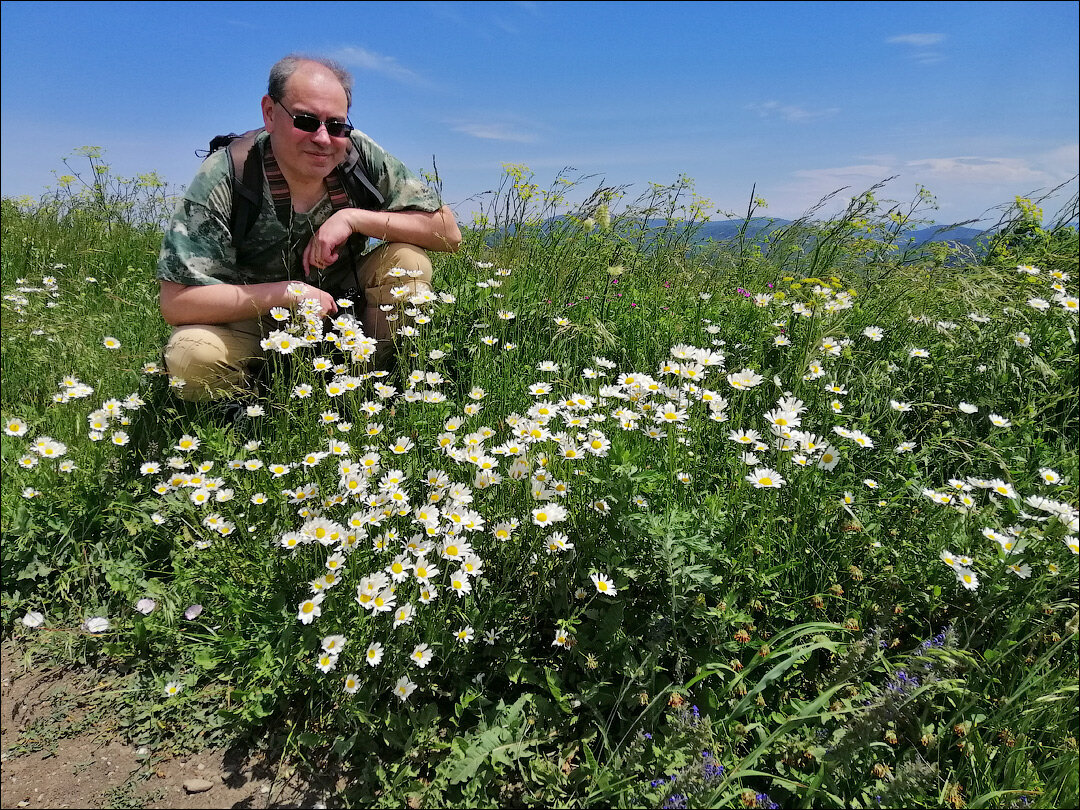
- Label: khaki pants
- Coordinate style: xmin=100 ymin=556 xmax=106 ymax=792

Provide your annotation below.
xmin=164 ymin=242 xmax=432 ymax=401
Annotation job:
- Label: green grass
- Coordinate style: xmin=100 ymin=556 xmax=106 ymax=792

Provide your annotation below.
xmin=2 ymin=156 xmax=1078 ymax=808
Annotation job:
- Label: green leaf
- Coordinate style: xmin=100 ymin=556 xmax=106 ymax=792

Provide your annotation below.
xmin=544 ymin=668 xmax=572 ymax=715
xmin=446 ymin=726 xmax=510 ymax=784
xmin=193 ymin=649 xmax=220 ymax=671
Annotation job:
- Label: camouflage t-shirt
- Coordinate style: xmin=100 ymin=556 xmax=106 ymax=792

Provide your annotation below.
xmin=157 ymin=129 xmax=442 ymax=287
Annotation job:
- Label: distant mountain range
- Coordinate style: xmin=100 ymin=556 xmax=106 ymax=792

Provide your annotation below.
xmin=487 ymin=216 xmax=1076 ymax=256
xmin=636 ymin=218 xmax=987 ymax=248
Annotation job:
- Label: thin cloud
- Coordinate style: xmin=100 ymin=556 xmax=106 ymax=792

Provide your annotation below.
xmin=774 ymin=164 xmax=897 ymax=216
xmin=793 ymin=164 xmax=895 ymax=182
xmin=887 ymin=33 xmax=946 ymax=47
xmin=451 ymin=121 xmax=537 ymax=143
xmin=887 ymin=33 xmax=947 ymax=65
xmin=329 ymin=46 xmax=429 ymax=87
xmin=747 ymin=101 xmax=839 ymax=123
xmin=905 ymin=156 xmax=1050 ymax=185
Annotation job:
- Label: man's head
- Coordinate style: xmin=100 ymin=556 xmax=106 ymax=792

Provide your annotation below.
xmin=262 ymin=56 xmax=354 ymax=186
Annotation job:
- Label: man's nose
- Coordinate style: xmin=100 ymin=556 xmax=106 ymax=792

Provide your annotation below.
xmin=311 ymin=125 xmax=332 ymax=145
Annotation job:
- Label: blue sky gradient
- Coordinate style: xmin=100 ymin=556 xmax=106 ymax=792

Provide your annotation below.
xmin=2 ymin=0 xmax=1077 ymax=225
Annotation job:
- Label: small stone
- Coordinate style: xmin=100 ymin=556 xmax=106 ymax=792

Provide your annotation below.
xmin=135 ymin=746 xmax=149 ymax=761
xmin=183 ymin=778 xmax=214 ymax=794
xmin=17 ymin=802 xmax=30 ymax=808
xmin=196 ymin=763 xmax=205 ymax=771
xmin=260 ymin=784 xmax=272 ymax=794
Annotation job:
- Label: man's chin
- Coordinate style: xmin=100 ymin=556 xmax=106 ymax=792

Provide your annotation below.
xmin=307 ymin=153 xmax=335 ymax=169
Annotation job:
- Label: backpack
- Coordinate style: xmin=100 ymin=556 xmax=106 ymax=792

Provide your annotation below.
xmin=200 ymin=129 xmax=386 ymax=250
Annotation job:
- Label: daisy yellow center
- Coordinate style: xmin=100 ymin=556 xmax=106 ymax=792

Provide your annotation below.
xmin=760 ymin=476 xmax=773 ymax=486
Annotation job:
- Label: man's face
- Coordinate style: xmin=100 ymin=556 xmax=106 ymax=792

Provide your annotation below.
xmin=261 ymin=63 xmax=350 ymax=186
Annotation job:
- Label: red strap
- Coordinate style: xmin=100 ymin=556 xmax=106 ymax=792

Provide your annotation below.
xmin=264 ymin=141 xmax=350 ymax=218
xmin=325 ymin=168 xmax=352 ymax=212
xmin=262 ymin=142 xmax=293 ymax=225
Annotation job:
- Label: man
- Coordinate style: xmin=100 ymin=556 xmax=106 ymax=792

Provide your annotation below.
xmin=157 ymin=54 xmax=461 ymax=401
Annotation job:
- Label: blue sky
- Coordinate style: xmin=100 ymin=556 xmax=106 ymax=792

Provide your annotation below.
xmin=2 ymin=1 xmax=1077 ymax=226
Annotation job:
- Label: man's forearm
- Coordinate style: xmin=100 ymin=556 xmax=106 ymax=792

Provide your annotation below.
xmin=159 ymin=279 xmax=334 ymax=326
xmin=345 ymin=206 xmax=462 ymax=253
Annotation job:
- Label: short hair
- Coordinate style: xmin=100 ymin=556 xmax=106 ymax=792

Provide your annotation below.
xmin=268 ymin=54 xmax=353 ymax=109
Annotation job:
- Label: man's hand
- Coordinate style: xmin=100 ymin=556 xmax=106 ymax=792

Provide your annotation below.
xmin=304 ymin=210 xmax=355 ymax=277
xmin=285 ymin=280 xmax=338 ymax=318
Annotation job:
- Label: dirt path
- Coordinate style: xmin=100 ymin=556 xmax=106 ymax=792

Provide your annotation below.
xmin=1 ymin=641 xmax=334 ymax=809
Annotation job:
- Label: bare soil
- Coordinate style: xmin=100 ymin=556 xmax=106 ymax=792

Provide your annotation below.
xmin=1 ymin=641 xmax=336 ymax=809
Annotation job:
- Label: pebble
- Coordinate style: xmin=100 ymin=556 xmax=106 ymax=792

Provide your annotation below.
xmin=183 ymin=778 xmax=214 ymax=794
xmin=260 ymin=784 xmax=272 ymax=794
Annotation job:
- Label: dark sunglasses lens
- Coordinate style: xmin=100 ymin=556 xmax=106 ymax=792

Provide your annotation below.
xmin=325 ymin=122 xmax=351 ymax=137
xmin=291 ymin=114 xmax=321 ymax=133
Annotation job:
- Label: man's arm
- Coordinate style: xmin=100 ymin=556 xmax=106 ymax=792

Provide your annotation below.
xmin=349 ymin=205 xmax=462 ymax=253
xmin=159 ymin=279 xmax=337 ymax=327
xmin=303 ymin=205 xmax=462 ymax=276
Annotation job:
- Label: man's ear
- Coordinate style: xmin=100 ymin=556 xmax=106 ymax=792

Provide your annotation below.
xmin=261 ymin=95 xmax=276 ymax=131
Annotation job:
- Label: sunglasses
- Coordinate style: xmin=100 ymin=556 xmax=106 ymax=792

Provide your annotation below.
xmin=273 ymin=98 xmax=353 ymax=138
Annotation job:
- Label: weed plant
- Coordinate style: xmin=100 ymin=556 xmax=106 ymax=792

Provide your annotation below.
xmin=2 ymin=152 xmax=1078 ymax=808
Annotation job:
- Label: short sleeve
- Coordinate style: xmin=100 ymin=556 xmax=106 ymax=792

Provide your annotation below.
xmin=350 ymin=130 xmax=444 ymax=213
xmin=156 ymin=151 xmax=241 ymax=285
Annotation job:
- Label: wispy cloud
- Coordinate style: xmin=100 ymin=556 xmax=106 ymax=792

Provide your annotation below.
xmin=451 ymin=121 xmax=538 ymax=143
xmin=886 ymin=32 xmax=947 ymax=65
xmin=329 ymin=46 xmax=429 ymax=87
xmin=774 ymin=163 xmax=897 ymax=216
xmin=905 ymin=156 xmax=1050 ymax=185
xmin=746 ymin=101 xmax=839 ymax=123
xmin=887 ymin=33 xmax=946 ymax=47
xmin=793 ymin=164 xmax=895 ymax=182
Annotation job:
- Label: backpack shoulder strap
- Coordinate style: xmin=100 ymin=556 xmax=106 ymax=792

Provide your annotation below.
xmin=337 ymin=144 xmax=386 ymax=210
xmin=224 ymin=129 xmax=265 ymax=250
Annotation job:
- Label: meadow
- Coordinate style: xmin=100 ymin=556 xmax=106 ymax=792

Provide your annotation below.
xmin=1 ymin=152 xmax=1078 ymax=808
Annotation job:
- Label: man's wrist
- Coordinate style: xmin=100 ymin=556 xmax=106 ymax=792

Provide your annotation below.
xmin=343 ymin=207 xmax=371 ymax=237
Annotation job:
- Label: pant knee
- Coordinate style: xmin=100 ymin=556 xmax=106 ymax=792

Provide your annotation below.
xmin=362 ymin=243 xmax=433 ymax=307
xmin=164 ymin=326 xmax=260 ymax=401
